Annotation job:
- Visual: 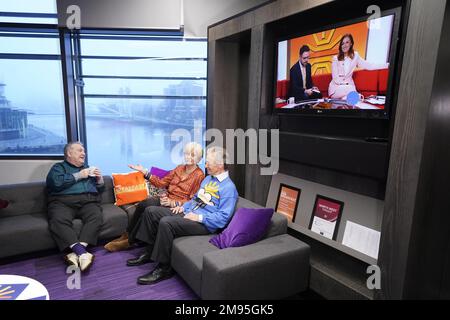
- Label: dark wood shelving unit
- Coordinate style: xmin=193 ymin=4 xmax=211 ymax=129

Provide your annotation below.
xmin=207 ymin=0 xmax=450 ymax=299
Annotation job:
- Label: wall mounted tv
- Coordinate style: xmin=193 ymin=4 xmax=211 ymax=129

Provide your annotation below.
xmin=274 ymin=8 xmax=402 ymax=119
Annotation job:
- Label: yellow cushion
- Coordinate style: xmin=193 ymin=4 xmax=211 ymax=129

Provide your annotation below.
xmin=111 ymin=172 xmax=149 ymax=206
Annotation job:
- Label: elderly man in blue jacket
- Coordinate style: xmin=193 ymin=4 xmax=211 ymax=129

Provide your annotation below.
xmin=46 ymin=142 xmax=104 ymax=272
xmin=128 ymin=146 xmax=238 ymax=285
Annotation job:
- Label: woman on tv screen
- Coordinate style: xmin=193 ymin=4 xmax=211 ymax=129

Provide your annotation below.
xmin=328 ymin=33 xmax=389 ymax=100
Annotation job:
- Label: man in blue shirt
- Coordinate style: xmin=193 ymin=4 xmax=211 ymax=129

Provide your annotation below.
xmin=46 ymin=142 xmax=104 ymax=272
xmin=128 ymin=146 xmax=238 ymax=285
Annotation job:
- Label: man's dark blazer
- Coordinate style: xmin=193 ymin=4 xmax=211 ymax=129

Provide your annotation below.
xmin=289 ymin=62 xmax=314 ymax=101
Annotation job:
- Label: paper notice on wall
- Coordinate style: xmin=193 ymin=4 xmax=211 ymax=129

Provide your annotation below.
xmin=342 ymin=221 xmax=381 ymax=259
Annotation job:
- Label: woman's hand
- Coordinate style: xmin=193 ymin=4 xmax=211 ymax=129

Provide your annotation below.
xmin=160 ymin=197 xmax=172 ymax=207
xmin=128 ymin=164 xmax=146 ymax=174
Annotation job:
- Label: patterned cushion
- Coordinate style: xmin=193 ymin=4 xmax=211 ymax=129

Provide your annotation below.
xmin=147 ymin=183 xmax=164 ymax=197
xmin=147 ymin=166 xmax=171 ymax=197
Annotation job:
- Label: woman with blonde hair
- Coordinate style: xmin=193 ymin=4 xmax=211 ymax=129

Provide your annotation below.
xmin=104 ymin=142 xmax=205 ymax=252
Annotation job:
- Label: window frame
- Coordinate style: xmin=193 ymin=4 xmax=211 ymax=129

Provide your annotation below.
xmin=0 ymin=22 xmax=74 ymax=159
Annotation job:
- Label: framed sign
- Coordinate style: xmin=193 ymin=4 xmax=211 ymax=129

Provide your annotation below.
xmin=275 ymin=184 xmax=301 ymax=222
xmin=309 ymin=195 xmax=344 ymax=240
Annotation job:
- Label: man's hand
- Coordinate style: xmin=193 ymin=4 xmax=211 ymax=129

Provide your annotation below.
xmin=184 ymin=213 xmax=199 ymax=222
xmin=79 ymin=168 xmax=90 ymax=179
xmin=128 ymin=164 xmax=147 ymax=174
xmin=93 ymin=168 xmax=102 ymax=181
xmin=170 ymin=206 xmax=184 ymax=215
xmin=305 ymin=89 xmax=313 ymax=96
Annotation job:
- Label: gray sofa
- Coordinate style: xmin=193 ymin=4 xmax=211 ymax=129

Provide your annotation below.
xmin=0 ymin=178 xmax=311 ymax=300
xmin=0 ymin=176 xmax=127 ymax=259
xmin=125 ymin=197 xmax=311 ymax=300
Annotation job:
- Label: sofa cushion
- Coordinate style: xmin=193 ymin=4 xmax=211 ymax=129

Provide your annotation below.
xmin=0 ymin=176 xmax=118 ymax=210
xmin=312 ymin=73 xmax=332 ymax=97
xmin=100 ymin=176 xmax=116 ymax=205
xmin=119 ymin=202 xmax=138 ymax=226
xmin=378 ymin=68 xmax=389 ymax=95
xmin=236 ymin=196 xmax=262 ymax=209
xmin=0 ymin=213 xmax=56 ymax=258
xmin=276 ymin=79 xmax=289 ymax=100
xmin=265 ymin=212 xmax=288 ymax=238
xmin=0 ymin=182 xmax=47 ymax=218
xmin=236 ymin=197 xmax=287 ymax=239
xmin=171 ymin=235 xmax=218 ymax=297
xmin=98 ymin=203 xmax=129 ymax=238
xmin=209 ymin=208 xmax=274 ymax=249
xmin=72 ymin=203 xmax=128 ymax=239
xmin=353 ymin=69 xmax=379 ymax=97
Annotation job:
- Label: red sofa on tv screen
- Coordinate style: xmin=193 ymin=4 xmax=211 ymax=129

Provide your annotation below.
xmin=275 ymin=68 xmax=389 ymax=103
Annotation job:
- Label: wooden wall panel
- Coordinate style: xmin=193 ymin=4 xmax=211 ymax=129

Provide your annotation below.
xmin=208 ymin=0 xmax=450 ymax=299
xmin=377 ymin=0 xmax=447 ymax=299
xmin=402 ymin=1 xmax=450 ymax=299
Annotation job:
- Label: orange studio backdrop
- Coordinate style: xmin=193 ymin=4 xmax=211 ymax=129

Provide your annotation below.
xmin=288 ymin=21 xmax=369 ymax=76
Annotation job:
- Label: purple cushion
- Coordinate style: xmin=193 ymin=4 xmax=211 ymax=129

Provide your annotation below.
xmin=209 ymin=207 xmax=274 ymax=249
xmin=150 ymin=166 xmax=170 ymax=179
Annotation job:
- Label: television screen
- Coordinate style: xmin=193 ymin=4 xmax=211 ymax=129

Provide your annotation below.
xmin=274 ymin=10 xmax=400 ymax=118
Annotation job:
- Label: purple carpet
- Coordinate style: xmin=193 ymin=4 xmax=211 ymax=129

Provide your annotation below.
xmin=0 ymin=246 xmax=198 ymax=300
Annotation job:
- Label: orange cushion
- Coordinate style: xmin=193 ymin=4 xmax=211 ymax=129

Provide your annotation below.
xmin=112 ymin=172 xmax=149 ymax=206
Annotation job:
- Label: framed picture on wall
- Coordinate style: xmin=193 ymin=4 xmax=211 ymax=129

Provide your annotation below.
xmin=275 ymin=184 xmax=301 ymax=223
xmin=309 ymin=195 xmax=344 ymax=240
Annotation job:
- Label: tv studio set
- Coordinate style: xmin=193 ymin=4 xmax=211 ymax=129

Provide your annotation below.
xmin=0 ymin=0 xmax=450 ymax=306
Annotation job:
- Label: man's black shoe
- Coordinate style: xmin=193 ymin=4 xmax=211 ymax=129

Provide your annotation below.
xmin=137 ymin=266 xmax=174 ymax=285
xmin=126 ymin=253 xmax=152 ymax=266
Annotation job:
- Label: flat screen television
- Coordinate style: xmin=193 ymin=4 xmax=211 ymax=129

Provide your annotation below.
xmin=273 ymin=7 xmax=402 ymax=119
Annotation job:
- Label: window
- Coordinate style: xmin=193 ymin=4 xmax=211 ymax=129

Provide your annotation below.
xmin=78 ymin=34 xmax=207 ymax=174
xmin=0 ymin=0 xmax=58 ymax=24
xmin=0 ymin=0 xmax=67 ymax=156
xmin=0 ymin=32 xmax=66 ymax=156
xmin=0 ymin=1 xmax=208 ymax=163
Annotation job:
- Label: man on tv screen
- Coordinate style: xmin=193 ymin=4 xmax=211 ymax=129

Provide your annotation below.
xmin=289 ymin=45 xmax=322 ymax=102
